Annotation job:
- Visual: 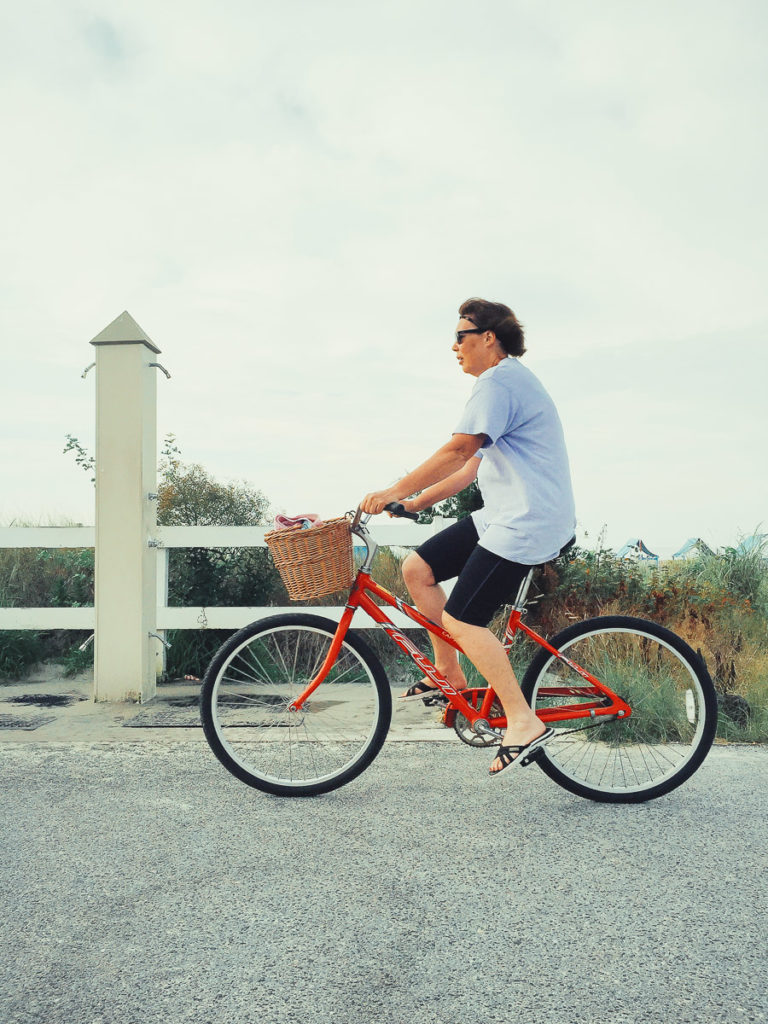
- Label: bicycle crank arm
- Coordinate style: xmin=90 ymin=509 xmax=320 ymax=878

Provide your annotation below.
xmin=472 ymin=719 xmax=499 ymax=739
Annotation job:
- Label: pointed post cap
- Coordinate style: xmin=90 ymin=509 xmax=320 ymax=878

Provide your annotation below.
xmin=90 ymin=311 xmax=161 ymax=354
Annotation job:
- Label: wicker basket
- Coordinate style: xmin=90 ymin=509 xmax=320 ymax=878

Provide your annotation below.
xmin=264 ymin=516 xmax=354 ymax=600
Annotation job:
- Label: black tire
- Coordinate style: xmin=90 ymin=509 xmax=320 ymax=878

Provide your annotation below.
xmin=521 ymin=615 xmax=717 ymax=803
xmin=200 ymin=613 xmax=392 ymax=796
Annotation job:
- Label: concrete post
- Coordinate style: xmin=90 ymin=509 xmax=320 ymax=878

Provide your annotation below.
xmin=91 ymin=312 xmax=160 ymax=702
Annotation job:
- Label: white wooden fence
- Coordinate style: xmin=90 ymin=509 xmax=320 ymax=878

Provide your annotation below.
xmin=0 ymin=527 xmax=95 ymax=629
xmin=0 ymin=518 xmax=450 ymax=663
xmin=151 ymin=521 xmax=450 ymax=629
xmin=0 ymin=520 xmax=448 ymax=629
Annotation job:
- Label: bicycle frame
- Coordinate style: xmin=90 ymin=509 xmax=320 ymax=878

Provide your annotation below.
xmin=288 ymin=519 xmax=632 ymax=731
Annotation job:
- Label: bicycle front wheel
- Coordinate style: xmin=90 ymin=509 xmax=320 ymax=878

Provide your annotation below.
xmin=521 ymin=616 xmax=717 ymax=803
xmin=201 ymin=613 xmax=392 ymax=797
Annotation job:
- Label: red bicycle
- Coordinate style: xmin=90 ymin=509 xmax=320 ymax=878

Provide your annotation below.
xmin=201 ymin=507 xmax=717 ymax=802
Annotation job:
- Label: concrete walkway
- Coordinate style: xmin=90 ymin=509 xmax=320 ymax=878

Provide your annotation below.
xmin=0 ymin=677 xmax=766 ymax=1024
xmin=0 ymin=674 xmax=452 ymax=744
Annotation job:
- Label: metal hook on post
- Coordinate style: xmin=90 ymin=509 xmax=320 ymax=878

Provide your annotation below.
xmin=149 ymin=362 xmax=171 ymax=379
xmin=81 ymin=362 xmax=96 ymax=379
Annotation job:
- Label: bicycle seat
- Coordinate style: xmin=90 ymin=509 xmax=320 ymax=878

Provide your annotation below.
xmin=558 ymin=536 xmax=576 ymax=559
xmin=535 ymin=536 xmax=576 ymax=570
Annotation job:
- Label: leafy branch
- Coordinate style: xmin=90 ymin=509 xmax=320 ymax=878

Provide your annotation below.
xmin=63 ymin=434 xmax=95 ymax=484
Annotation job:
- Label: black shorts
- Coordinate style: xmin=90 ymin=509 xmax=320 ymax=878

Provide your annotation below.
xmin=415 ymin=517 xmax=531 ymax=628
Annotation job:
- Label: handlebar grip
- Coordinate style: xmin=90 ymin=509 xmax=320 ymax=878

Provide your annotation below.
xmin=384 ymin=502 xmax=419 ymax=521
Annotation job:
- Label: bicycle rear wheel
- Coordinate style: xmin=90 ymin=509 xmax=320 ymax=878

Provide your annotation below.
xmin=521 ymin=616 xmax=717 ymax=803
xmin=201 ymin=613 xmax=392 ymax=796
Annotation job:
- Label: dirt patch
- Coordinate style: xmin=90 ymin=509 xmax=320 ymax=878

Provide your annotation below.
xmin=1 ymin=693 xmax=86 ymax=708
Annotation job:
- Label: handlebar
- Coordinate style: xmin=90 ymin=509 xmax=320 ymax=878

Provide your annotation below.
xmin=383 ymin=502 xmax=419 ymax=521
xmin=351 ymin=503 xmax=419 ymax=529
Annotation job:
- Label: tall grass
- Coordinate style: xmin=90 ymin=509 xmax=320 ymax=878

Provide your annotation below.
xmin=531 ymin=539 xmax=768 ymax=742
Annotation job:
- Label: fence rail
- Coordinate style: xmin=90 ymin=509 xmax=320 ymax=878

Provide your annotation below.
xmin=0 ymin=519 xmax=452 ymax=632
xmin=0 ymin=527 xmax=95 ymax=549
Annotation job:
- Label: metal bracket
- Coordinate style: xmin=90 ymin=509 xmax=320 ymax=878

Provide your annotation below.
xmin=81 ymin=362 xmax=96 ymax=379
xmin=147 ymin=538 xmax=163 ymax=548
xmin=149 ymin=632 xmax=172 ymax=650
xmin=149 ymin=362 xmax=171 ymax=379
xmin=147 ymin=492 xmax=159 ymax=501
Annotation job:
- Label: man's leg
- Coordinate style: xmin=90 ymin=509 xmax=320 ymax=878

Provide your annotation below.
xmin=402 ymin=553 xmax=467 ymax=690
xmin=442 ymin=612 xmax=545 ymax=773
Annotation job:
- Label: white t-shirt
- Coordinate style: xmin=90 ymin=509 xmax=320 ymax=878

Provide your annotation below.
xmin=453 ymin=357 xmax=576 ymax=564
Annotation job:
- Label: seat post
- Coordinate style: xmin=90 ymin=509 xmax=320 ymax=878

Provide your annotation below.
xmin=511 ymin=569 xmax=536 ymax=613
xmin=502 ymin=569 xmax=535 ymax=649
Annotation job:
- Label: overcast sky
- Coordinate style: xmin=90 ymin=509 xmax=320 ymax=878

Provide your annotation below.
xmin=2 ymin=0 xmax=766 ymax=557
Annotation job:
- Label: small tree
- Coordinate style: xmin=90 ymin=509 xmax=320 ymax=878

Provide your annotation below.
xmin=157 ymin=434 xmax=271 ymax=528
xmin=156 ymin=434 xmax=281 ymax=615
xmin=420 ymin=482 xmax=483 ymax=523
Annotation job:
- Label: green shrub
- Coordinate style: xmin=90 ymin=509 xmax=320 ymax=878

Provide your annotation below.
xmin=0 ymin=631 xmax=44 ymax=681
xmin=158 ymin=436 xmax=285 ymax=616
xmin=163 ymin=629 xmax=232 ymax=681
xmin=59 ymin=636 xmax=95 ymax=678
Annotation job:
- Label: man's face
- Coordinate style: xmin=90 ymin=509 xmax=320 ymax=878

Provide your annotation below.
xmin=453 ymin=318 xmax=492 ymax=376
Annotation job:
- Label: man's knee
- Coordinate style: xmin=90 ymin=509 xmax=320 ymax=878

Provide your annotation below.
xmin=442 ymin=610 xmax=479 ymax=641
xmin=402 ymin=552 xmax=435 ymax=590
xmin=442 ymin=609 xmax=463 ymax=636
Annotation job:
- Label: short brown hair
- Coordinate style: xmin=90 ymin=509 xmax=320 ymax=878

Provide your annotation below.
xmin=459 ymin=298 xmax=526 ymax=357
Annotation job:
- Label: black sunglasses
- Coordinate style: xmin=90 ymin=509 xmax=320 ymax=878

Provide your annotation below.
xmin=455 ymin=328 xmax=485 ymax=344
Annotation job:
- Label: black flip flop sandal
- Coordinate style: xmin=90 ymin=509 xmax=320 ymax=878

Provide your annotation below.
xmin=489 ymin=727 xmax=555 ymax=778
xmin=399 ymin=680 xmax=444 ymax=703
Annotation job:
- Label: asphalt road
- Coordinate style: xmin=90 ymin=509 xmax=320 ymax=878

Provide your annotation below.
xmin=1 ymin=740 xmax=766 ymax=1024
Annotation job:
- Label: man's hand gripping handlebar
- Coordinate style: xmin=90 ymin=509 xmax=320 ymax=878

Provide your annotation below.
xmin=382 ymin=502 xmax=419 ymax=521
xmin=352 ymin=502 xmax=419 ymax=528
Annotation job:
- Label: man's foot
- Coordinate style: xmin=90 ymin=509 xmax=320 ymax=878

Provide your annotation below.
xmin=399 ymin=680 xmax=443 ymax=702
xmin=489 ymin=726 xmax=554 ymax=777
xmin=399 ymin=672 xmax=468 ymax=703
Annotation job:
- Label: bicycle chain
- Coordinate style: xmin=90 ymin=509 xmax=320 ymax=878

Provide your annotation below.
xmin=553 ymin=719 xmax=615 ymax=736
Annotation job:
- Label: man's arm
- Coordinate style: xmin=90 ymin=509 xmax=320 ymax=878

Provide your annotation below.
xmin=402 ymin=455 xmax=480 ymax=514
xmin=360 ymin=434 xmax=485 ymax=515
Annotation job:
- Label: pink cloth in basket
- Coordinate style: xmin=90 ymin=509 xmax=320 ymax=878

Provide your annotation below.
xmin=273 ymin=513 xmax=324 ymax=531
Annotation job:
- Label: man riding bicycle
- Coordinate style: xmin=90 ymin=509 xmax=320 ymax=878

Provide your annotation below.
xmin=361 ymin=298 xmax=576 ymax=778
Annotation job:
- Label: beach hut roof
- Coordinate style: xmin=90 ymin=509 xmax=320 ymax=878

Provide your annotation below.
xmin=617 ymin=538 xmax=659 ymax=560
xmin=672 ymin=537 xmax=714 ymax=559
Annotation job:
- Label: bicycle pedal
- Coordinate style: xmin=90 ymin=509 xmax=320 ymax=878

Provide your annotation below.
xmin=422 ymin=694 xmax=448 ymax=707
